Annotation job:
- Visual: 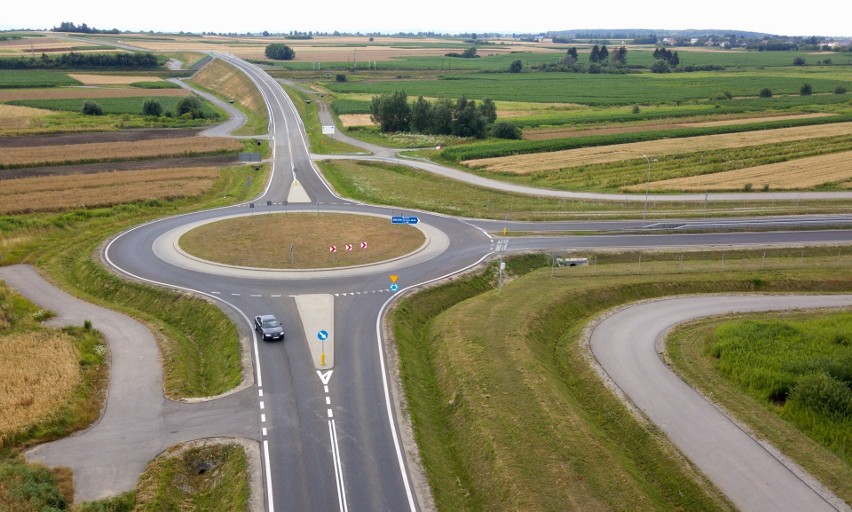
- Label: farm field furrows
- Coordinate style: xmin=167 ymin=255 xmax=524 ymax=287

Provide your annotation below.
xmin=0 ymin=136 xmax=242 ymax=167
xmin=626 ymin=151 xmax=852 ymax=191
xmin=0 ymin=88 xmax=189 ymax=101
xmin=463 ymin=122 xmax=852 ymax=174
xmin=0 ymin=166 xmax=222 ymax=214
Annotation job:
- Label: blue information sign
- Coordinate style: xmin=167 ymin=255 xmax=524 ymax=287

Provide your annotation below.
xmin=407 ymin=217 xmax=419 ymax=224
xmin=391 ymin=216 xmax=405 ymax=224
xmin=389 ymin=283 xmax=399 ymax=292
xmin=317 ymin=330 xmax=329 ymax=341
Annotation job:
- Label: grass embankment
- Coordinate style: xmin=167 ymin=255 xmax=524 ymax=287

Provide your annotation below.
xmin=318 ymin=159 xmax=852 ymax=220
xmin=188 ymin=57 xmax=268 ymax=136
xmin=668 ymin=311 xmax=852 ymax=503
xmin=392 ymin=250 xmax=852 ymax=510
xmin=179 ymin=212 xmax=424 ymax=269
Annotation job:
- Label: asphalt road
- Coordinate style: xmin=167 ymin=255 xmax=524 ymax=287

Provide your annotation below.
xmin=10 ymin=51 xmax=851 ymax=512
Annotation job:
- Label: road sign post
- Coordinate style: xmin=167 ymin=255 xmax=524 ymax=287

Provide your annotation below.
xmin=318 ymin=330 xmax=329 ymax=366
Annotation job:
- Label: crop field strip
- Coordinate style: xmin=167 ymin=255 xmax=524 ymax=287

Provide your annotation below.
xmin=462 ymin=122 xmax=852 ymax=174
xmin=625 ymin=151 xmax=852 ymax=191
xmin=0 ymin=136 xmax=242 ymax=167
xmin=0 ymin=166 xmax=222 ymax=214
xmin=0 ymin=87 xmax=189 ymax=101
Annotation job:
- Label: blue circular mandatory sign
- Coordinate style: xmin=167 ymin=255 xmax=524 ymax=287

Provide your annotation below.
xmin=389 ymin=283 xmax=399 ymax=292
xmin=317 ymin=330 xmax=329 ymax=341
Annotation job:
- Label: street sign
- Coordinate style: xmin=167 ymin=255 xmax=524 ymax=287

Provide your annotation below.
xmin=391 ymin=216 xmax=405 ymax=224
xmin=249 ymin=203 xmax=255 ymax=209
xmin=322 ymin=125 xmax=335 ymax=135
xmin=345 ymin=244 xmax=353 ymax=252
xmin=407 ymin=216 xmax=419 ymax=224
xmin=360 ymin=242 xmax=368 ymax=249
xmin=389 ymin=283 xmax=399 ymax=292
xmin=329 ymin=245 xmax=337 ymax=253
xmin=389 ymin=275 xmax=398 ymax=283
xmin=317 ymin=330 xmax=329 ymax=341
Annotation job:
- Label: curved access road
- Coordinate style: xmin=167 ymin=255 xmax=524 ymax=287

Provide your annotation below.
xmin=590 ymin=294 xmax=852 ymax=512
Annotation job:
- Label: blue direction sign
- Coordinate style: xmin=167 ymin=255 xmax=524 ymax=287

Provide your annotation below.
xmin=317 ymin=330 xmax=329 ymax=341
xmin=389 ymin=283 xmax=399 ymax=292
xmin=391 ymin=216 xmax=405 ymax=224
xmin=407 ymin=217 xmax=419 ymax=224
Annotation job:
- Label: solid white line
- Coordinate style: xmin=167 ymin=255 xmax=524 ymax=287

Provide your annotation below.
xmin=329 ymin=419 xmax=348 ymax=512
xmin=263 ymin=439 xmax=274 ymax=512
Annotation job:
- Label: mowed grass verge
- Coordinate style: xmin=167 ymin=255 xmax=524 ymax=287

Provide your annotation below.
xmin=179 ymin=213 xmax=424 ymax=269
xmin=318 ymin=159 xmax=852 ymax=219
xmin=667 ymin=311 xmax=852 ymax=503
xmin=189 ymin=57 xmax=268 ymax=136
xmin=391 ymin=251 xmax=852 ymax=510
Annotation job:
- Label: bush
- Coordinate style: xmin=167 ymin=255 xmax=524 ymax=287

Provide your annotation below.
xmin=491 ymin=121 xmax=522 ymax=139
xmin=759 ymin=88 xmax=773 ymax=98
xmin=632 ymin=105 xmax=641 ymax=114
xmin=793 ymin=57 xmax=806 ymax=66
xmin=649 ymin=60 xmax=670 ymax=73
xmin=789 ymin=373 xmax=852 ymax=419
xmin=176 ymin=95 xmax=204 ymax=119
xmin=335 ymin=74 xmax=347 ymax=82
xmin=265 ymin=43 xmax=295 ymax=61
xmin=835 ymin=86 xmax=848 ymax=94
xmin=800 ymin=83 xmax=813 ymax=96
xmin=743 ymin=183 xmax=753 ymax=192
xmin=142 ymin=99 xmax=162 ymax=116
xmin=82 ymin=100 xmax=103 ymax=115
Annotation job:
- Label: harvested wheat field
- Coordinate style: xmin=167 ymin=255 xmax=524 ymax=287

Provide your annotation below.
xmin=0 ymin=136 xmax=242 ymax=167
xmin=191 ymin=59 xmax=265 ymax=115
xmin=0 ymin=104 xmax=51 ymax=129
xmin=0 ymin=167 xmax=221 ymax=214
xmin=0 ymin=331 xmax=80 ymax=438
xmin=623 ymin=151 xmax=852 ymax=192
xmin=0 ymin=87 xmax=189 ymax=102
xmin=339 ymin=114 xmax=375 ymax=127
xmin=67 ymin=74 xmax=164 ymax=85
xmin=464 ymin=122 xmax=852 ymax=174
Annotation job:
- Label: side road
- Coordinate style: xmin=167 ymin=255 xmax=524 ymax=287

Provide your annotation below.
xmin=589 ymin=294 xmax=852 ymax=512
xmin=0 ymin=265 xmax=260 ymax=504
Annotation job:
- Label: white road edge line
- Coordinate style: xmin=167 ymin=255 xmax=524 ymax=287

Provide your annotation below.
xmin=329 ymin=419 xmax=348 ymax=512
xmin=263 ymin=440 xmax=274 ymax=512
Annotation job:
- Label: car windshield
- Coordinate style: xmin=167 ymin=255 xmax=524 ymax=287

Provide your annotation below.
xmin=263 ymin=319 xmax=280 ymax=328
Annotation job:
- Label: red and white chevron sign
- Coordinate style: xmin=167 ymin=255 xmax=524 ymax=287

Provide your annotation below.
xmin=329 ymin=245 xmax=336 ymax=253
xmin=360 ymin=241 xmax=368 ymax=249
xmin=345 ymin=244 xmax=353 ymax=252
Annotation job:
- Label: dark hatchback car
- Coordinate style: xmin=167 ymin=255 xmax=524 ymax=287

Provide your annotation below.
xmin=255 ymin=314 xmax=284 ymax=341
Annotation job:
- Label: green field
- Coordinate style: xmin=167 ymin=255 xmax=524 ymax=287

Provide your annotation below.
xmin=8 ymin=95 xmax=221 ymax=118
xmin=0 ymin=70 xmax=81 ymax=88
xmin=325 ymin=68 xmax=852 ymax=105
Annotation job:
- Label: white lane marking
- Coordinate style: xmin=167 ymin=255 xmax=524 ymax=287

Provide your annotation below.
xmin=258 ymin=389 xmax=263 ymax=397
xmin=251 ymin=294 xmax=262 ymax=297
xmin=260 ymin=401 xmax=265 ymax=410
xmin=211 ymin=291 xmax=221 ymax=295
xmin=272 ymin=294 xmax=282 ymax=298
xmin=261 ymin=414 xmax=266 ymax=423
xmin=262 ymin=427 xmax=267 ymax=436
xmin=231 ymin=293 xmax=241 ymax=297
xmin=326 ymin=396 xmax=331 ymax=405
xmin=329 ymin=419 xmax=348 ymax=512
xmin=327 ymin=409 xmax=334 ymax=418
xmin=317 ymin=370 xmax=333 ymax=385
xmin=324 ymin=385 xmax=329 ymax=394
xmin=263 ymin=439 xmax=275 ymax=512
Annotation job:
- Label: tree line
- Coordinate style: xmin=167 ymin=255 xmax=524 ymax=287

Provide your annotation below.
xmin=52 ymin=21 xmax=120 ymax=34
xmin=370 ymin=91 xmax=517 ymax=139
xmin=0 ymin=52 xmax=160 ymax=70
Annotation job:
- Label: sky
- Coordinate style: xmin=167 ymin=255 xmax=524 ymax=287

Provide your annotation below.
xmin=2 ymin=0 xmax=849 ymax=37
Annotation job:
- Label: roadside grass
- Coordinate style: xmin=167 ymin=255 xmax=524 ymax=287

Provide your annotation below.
xmin=179 ymin=212 xmax=424 ymax=269
xmin=9 ymin=95 xmax=220 ymax=118
xmin=392 ymin=250 xmax=852 ymax=510
xmin=188 ymin=57 xmax=268 ymax=136
xmin=100 ymin=442 xmax=250 ymax=512
xmin=667 ymin=311 xmax=852 ymax=503
xmin=317 ymin=159 xmax=852 ymax=219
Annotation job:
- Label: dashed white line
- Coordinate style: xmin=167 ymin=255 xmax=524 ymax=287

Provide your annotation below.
xmin=261 ymin=413 xmax=266 ymax=423
xmin=262 ymin=427 xmax=268 ymax=436
xmin=251 ymin=294 xmax=262 ymax=297
xmin=260 ymin=401 xmax=265 ymax=410
xmin=211 ymin=291 xmax=221 ymax=295
xmin=324 ymin=385 xmax=329 ymax=393
xmin=327 ymin=409 xmax=334 ymax=418
xmin=258 ymin=389 xmax=264 ymax=397
xmin=326 ymin=396 xmax=331 ymax=405
xmin=271 ymin=294 xmax=282 ymax=297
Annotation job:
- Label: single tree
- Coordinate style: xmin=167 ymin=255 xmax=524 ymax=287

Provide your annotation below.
xmin=461 ymin=46 xmax=478 ymax=58
xmin=599 ymin=45 xmax=609 ymax=62
xmin=509 ymin=59 xmax=523 ymax=73
xmin=335 ymin=73 xmax=347 ymax=82
xmin=491 ymin=121 xmax=521 ymax=139
xmin=369 ymin=90 xmax=411 ymax=132
xmin=430 ymin=99 xmax=454 ymax=135
xmin=799 ymin=83 xmax=813 ymax=96
xmin=410 ymin=96 xmax=431 ymax=133
xmin=835 ymin=86 xmax=848 ymax=94
xmin=479 ymin=98 xmax=497 ymax=124
xmin=589 ymin=45 xmax=600 ymax=63
xmin=142 ymin=99 xmax=162 ymax=116
xmin=81 ymin=100 xmax=103 ymax=115
xmin=793 ymin=57 xmax=806 ymax=66
xmin=612 ymin=46 xmax=628 ymax=66
xmin=265 ymin=43 xmax=296 ymax=60
xmin=177 ymin=95 xmax=204 ymax=118
xmin=759 ymin=88 xmax=773 ymax=98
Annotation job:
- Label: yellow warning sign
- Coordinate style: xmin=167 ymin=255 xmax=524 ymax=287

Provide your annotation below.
xmin=389 ymin=275 xmax=398 ymax=283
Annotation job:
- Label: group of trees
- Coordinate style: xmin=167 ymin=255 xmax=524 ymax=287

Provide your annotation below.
xmin=370 ymin=91 xmax=505 ymax=139
xmin=0 ymin=52 xmax=159 ymax=70
xmin=81 ymin=96 xmax=209 ymax=119
xmin=518 ymin=45 xmax=630 ymax=74
xmin=444 ymin=47 xmax=478 ymax=58
xmin=264 ymin=43 xmax=296 ymax=60
xmin=52 ymin=21 xmax=120 ymax=34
